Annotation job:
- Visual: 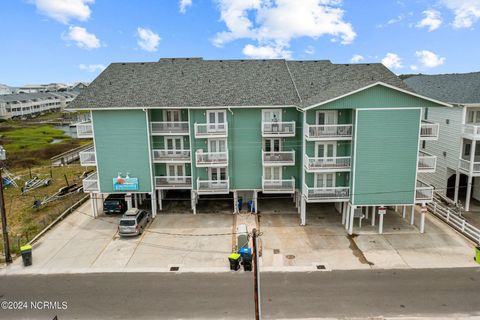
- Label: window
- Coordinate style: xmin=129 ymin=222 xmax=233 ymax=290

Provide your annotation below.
xmin=465 ymin=143 xmax=471 ymax=156
xmin=424 ymin=108 xmax=428 ymax=120
xmin=422 ymin=141 xmax=426 ymax=149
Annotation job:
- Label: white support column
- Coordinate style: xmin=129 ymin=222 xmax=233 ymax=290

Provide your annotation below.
xmin=158 ymin=190 xmax=162 ymax=211
xmin=466 ymin=175 xmax=473 ymax=211
xmin=345 ymin=204 xmax=350 ymax=230
xmin=348 ymin=205 xmax=355 ymax=235
xmin=139 ymin=193 xmax=143 ymax=205
xmin=90 ymin=193 xmax=98 ymax=218
xmin=300 ymin=197 xmax=306 ymax=226
xmin=364 ymin=206 xmax=369 ymax=220
xmin=151 ymin=192 xmax=157 ymax=218
xmin=371 ymin=206 xmax=376 ymax=226
xmin=420 ymin=203 xmax=427 ymax=233
xmin=253 ymin=190 xmax=258 ymax=213
xmin=410 ymin=205 xmax=415 ymax=225
xmin=402 ymin=206 xmax=406 ymax=219
xmin=233 ymin=191 xmax=238 ymax=214
xmin=378 ymin=212 xmax=384 ymax=234
xmin=454 ymin=171 xmax=460 ymax=204
xmin=126 ymin=193 xmax=133 ymax=209
xmin=191 ymin=190 xmax=197 ymax=215
xmin=341 ymin=202 xmax=347 ymax=225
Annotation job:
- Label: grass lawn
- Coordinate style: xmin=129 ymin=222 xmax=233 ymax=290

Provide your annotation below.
xmin=1 ymin=164 xmax=91 ymax=256
xmin=1 ymin=125 xmax=69 ymax=151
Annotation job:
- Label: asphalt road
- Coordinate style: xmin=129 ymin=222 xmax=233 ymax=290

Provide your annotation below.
xmin=0 ymin=268 xmax=480 ymax=319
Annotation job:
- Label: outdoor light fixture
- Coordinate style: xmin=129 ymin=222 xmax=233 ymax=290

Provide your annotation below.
xmin=0 ymin=146 xmax=6 ymax=161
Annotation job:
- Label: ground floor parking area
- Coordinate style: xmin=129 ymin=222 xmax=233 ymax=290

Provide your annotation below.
xmin=2 ymin=199 xmax=478 ymax=275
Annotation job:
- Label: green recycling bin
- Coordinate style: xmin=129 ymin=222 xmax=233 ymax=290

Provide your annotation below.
xmin=475 ymin=247 xmax=480 ymax=264
xmin=20 ymin=245 xmax=33 ymax=267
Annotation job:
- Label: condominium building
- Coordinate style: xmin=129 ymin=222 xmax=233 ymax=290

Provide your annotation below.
xmin=0 ymin=92 xmax=77 ymax=120
xmin=405 ymin=71 xmax=480 ymax=211
xmin=70 ymin=58 xmax=449 ymax=234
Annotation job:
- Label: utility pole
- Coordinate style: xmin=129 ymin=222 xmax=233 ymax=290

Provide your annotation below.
xmin=252 ymin=228 xmax=261 ymax=320
xmin=0 ymin=146 xmax=12 ymax=264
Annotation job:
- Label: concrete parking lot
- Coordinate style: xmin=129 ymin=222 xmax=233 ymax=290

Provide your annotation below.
xmin=2 ymin=199 xmax=478 ymax=275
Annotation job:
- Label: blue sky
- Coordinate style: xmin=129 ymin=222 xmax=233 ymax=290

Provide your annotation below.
xmin=1 ymin=0 xmax=480 ymax=86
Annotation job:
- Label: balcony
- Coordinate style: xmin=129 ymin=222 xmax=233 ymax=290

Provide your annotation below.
xmin=197 ymin=178 xmax=230 ymax=194
xmin=194 ymin=123 xmax=228 ymax=138
xmin=151 ymin=121 xmax=189 ymax=135
xmin=262 ymin=121 xmax=295 ymax=137
xmin=303 ymin=185 xmax=350 ymax=202
xmin=195 ymin=150 xmax=228 ymax=167
xmin=76 ymin=122 xmax=93 ymax=138
xmin=304 ymin=124 xmax=353 ymax=141
xmin=155 ymin=176 xmax=192 ymax=189
xmin=462 ymin=124 xmax=480 ymax=139
xmin=417 ymin=151 xmax=436 ymax=173
xmin=262 ymin=177 xmax=295 ymax=194
xmin=152 ymin=149 xmax=191 ymax=163
xmin=262 ymin=151 xmax=295 ymax=166
xmin=415 ymin=180 xmax=434 ymax=203
xmin=459 ymin=158 xmax=480 ymax=175
xmin=82 ymin=173 xmax=99 ymax=192
xmin=79 ymin=147 xmax=96 ymax=166
xmin=420 ymin=121 xmax=439 ymax=140
xmin=304 ymin=155 xmax=351 ymax=172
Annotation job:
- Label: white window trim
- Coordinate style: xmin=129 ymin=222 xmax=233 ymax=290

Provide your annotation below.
xmin=262 ymin=109 xmax=282 ymax=122
xmin=163 ymin=109 xmax=181 ymax=122
xmin=315 ymin=142 xmax=337 ymax=158
xmin=164 ymin=136 xmax=184 ymax=150
xmin=263 ymin=138 xmax=283 ymax=152
xmin=316 ymin=110 xmax=338 ymax=125
xmin=314 ymin=173 xmax=336 ymax=189
xmin=206 ymin=110 xmax=227 ymax=124
xmin=207 ymin=138 xmax=228 ymax=153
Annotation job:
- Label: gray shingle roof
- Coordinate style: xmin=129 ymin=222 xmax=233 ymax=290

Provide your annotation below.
xmin=68 ymin=58 xmax=413 ymax=110
xmin=404 ymin=72 xmax=480 ymax=104
xmin=0 ymin=92 xmax=62 ymax=103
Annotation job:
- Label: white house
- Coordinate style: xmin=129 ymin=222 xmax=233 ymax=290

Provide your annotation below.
xmin=0 ymin=84 xmax=12 ymax=95
xmin=405 ymin=71 xmax=480 ymax=211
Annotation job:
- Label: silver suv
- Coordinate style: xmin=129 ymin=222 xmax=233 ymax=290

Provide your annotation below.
xmin=118 ymin=208 xmax=150 ymax=237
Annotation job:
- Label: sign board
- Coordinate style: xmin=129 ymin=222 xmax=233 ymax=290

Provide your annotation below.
xmin=378 ymin=207 xmax=387 ymax=215
xmin=113 ymin=177 xmax=139 ymax=191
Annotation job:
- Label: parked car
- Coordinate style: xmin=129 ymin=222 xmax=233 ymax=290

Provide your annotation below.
xmin=118 ymin=208 xmax=151 ymax=237
xmin=103 ymin=194 xmax=127 ymax=214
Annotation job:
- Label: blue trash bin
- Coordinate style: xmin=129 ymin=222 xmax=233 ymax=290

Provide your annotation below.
xmin=238 ymin=198 xmax=243 ymax=211
xmin=238 ymin=247 xmax=252 ymax=257
xmin=247 ymin=200 xmax=253 ymax=212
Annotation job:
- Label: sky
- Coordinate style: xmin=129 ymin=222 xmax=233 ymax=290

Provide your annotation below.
xmin=1 ymin=0 xmax=480 ymax=86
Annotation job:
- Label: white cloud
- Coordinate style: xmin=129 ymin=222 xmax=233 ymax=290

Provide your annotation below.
xmin=32 ymin=0 xmax=94 ymax=24
xmin=243 ymin=44 xmax=291 ymax=59
xmin=416 ymin=10 xmax=442 ymax=31
xmin=381 ymin=53 xmax=403 ymax=69
xmin=440 ymin=0 xmax=480 ymax=28
xmin=213 ymin=0 xmax=356 ymax=58
xmin=410 ymin=65 xmax=419 ymax=71
xmin=179 ymin=0 xmax=192 ymax=13
xmin=79 ymin=64 xmax=105 ymax=72
xmin=415 ymin=50 xmax=446 ymax=68
xmin=63 ymin=26 xmax=100 ymax=49
xmin=304 ymin=45 xmax=315 ymax=55
xmin=136 ymin=27 xmax=161 ymax=52
xmin=350 ymin=54 xmax=364 ymax=63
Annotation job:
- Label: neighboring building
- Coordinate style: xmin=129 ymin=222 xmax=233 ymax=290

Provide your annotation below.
xmin=0 ymin=84 xmax=12 ymax=95
xmin=16 ymin=83 xmax=70 ymax=93
xmin=405 ymin=71 xmax=480 ymax=211
xmin=70 ymin=82 xmax=90 ymax=93
xmin=69 ymin=58 xmax=449 ymax=234
xmin=0 ymin=91 xmax=77 ymax=120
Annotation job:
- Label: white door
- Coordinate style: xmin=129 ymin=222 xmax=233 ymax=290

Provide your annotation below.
xmin=167 ymin=164 xmax=185 ymax=182
xmin=209 ymin=139 xmax=227 ymax=161
xmin=263 ymin=109 xmax=282 ymax=132
xmin=207 ymin=110 xmax=226 ymax=132
xmin=315 ymin=173 xmax=335 ymax=189
xmin=316 ymin=111 xmax=337 ymax=125
xmin=264 ymin=138 xmax=281 ymax=152
xmin=164 ymin=110 xmax=181 ymax=130
xmin=264 ymin=167 xmax=282 ymax=185
xmin=165 ymin=137 xmax=183 ymax=157
xmin=315 ymin=142 xmax=336 ymax=166
xmin=209 ymin=168 xmax=227 ymax=189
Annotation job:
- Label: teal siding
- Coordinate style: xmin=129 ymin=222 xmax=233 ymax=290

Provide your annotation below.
xmin=315 ymin=85 xmax=441 ymax=110
xmin=93 ymin=110 xmax=152 ymax=193
xmin=352 ymin=109 xmax=420 ymax=205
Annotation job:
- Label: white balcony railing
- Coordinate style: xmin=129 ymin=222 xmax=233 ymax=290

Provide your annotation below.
xmin=262 ymin=151 xmax=295 ymax=166
xmin=151 ymin=121 xmax=189 ymax=135
xmin=195 ymin=150 xmax=228 ymax=167
xmin=304 ymin=155 xmax=351 ymax=172
xmin=420 ymin=121 xmax=439 ymax=140
xmin=155 ymin=176 xmax=192 ymax=189
xmin=79 ymin=147 xmax=96 ymax=166
xmin=262 ymin=121 xmax=295 ymax=137
xmin=197 ymin=178 xmax=230 ymax=194
xmin=194 ymin=123 xmax=228 ymax=138
xmin=153 ymin=149 xmax=191 ymax=163
xmin=415 ymin=180 xmax=434 ymax=203
xmin=417 ymin=151 xmax=436 ymax=172
xmin=304 ymin=124 xmax=353 ymax=140
xmin=303 ymin=184 xmax=350 ymax=202
xmin=463 ymin=124 xmax=480 ymax=137
xmin=76 ymin=123 xmax=93 ymax=138
xmin=262 ymin=177 xmax=295 ymax=194
xmin=83 ymin=173 xmax=99 ymax=192
xmin=459 ymin=158 xmax=480 ymax=174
